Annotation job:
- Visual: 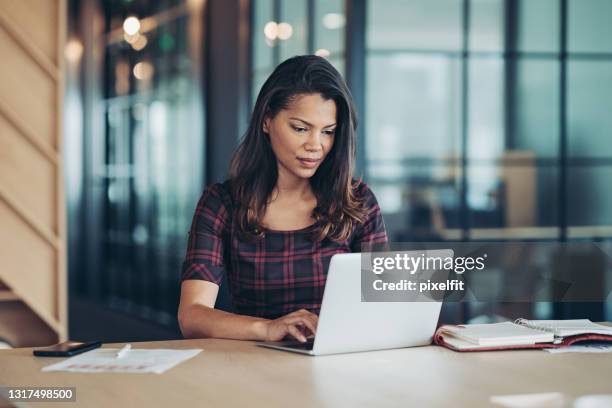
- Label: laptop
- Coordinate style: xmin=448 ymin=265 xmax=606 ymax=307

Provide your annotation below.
xmin=257 ymin=250 xmax=450 ymax=356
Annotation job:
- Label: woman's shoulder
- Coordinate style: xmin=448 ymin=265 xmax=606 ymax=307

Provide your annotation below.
xmin=198 ymin=180 xmax=234 ymax=212
xmin=351 ymin=179 xmax=379 ymax=207
xmin=206 ymin=180 xmax=232 ymax=198
xmin=348 ymin=179 xmax=387 ymax=248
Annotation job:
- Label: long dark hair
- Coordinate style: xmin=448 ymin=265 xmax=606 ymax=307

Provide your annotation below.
xmin=229 ymin=55 xmax=367 ymax=242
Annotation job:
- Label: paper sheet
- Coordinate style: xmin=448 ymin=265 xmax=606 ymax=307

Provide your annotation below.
xmin=544 ymin=343 xmax=612 ymax=354
xmin=490 ymin=392 xmax=565 ymax=408
xmin=41 ymin=348 xmax=202 ymax=374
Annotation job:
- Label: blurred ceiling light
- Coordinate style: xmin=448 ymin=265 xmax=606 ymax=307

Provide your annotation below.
xmin=133 ymin=61 xmax=154 ymax=81
xmin=315 ymin=48 xmax=331 ymax=57
xmin=64 ymin=38 xmax=83 ymax=62
xmin=322 ymin=13 xmax=345 ymax=30
xmin=264 ymin=21 xmax=278 ymax=40
xmin=131 ymin=34 xmax=148 ymax=51
xmin=123 ymin=16 xmax=140 ymax=36
xmin=277 ymin=22 xmax=293 ymax=40
xmin=123 ymin=32 xmax=139 ymax=44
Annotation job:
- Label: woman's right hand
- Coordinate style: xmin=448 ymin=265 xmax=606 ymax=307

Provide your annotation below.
xmin=263 ymin=309 xmax=318 ymax=343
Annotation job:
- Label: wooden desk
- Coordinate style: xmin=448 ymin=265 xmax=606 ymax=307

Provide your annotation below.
xmin=1 ymin=339 xmax=611 ymax=407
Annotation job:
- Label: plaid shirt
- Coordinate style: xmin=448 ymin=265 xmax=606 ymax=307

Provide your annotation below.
xmin=181 ymin=181 xmax=388 ymax=319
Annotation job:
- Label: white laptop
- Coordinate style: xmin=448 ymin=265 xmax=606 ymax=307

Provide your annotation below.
xmin=257 ymin=250 xmax=450 ymax=356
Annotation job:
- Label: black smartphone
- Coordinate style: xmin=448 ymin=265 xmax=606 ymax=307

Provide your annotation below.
xmin=33 ymin=341 xmax=102 ymax=357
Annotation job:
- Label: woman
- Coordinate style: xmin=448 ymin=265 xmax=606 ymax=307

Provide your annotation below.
xmin=178 ymin=55 xmax=387 ymax=343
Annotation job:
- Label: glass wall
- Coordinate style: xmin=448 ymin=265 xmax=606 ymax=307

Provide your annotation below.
xmin=251 ymin=0 xmax=346 ymax=108
xmin=79 ymin=0 xmax=205 ymax=324
xmin=366 ymin=0 xmax=463 ymax=235
xmin=73 ymin=0 xmax=612 ymax=328
xmin=365 ymin=0 xmax=612 ymax=241
xmin=365 ymin=0 xmax=612 ymax=321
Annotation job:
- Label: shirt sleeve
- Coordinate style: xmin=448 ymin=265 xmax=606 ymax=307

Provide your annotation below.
xmin=180 ymin=183 xmax=229 ymax=285
xmin=350 ymin=183 xmax=389 ymax=253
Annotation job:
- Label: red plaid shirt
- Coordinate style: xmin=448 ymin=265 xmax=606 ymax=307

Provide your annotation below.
xmin=181 ymin=181 xmax=388 ymax=319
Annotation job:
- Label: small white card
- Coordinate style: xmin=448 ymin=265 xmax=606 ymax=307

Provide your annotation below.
xmin=42 ymin=348 xmax=202 ymax=374
xmin=490 ymin=392 xmax=565 ymax=408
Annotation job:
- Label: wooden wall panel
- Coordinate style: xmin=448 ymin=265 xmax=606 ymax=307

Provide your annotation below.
xmin=0 ymin=202 xmax=56 ymax=321
xmin=0 ymin=0 xmax=66 ymax=346
xmin=0 ymin=115 xmax=56 ymax=228
xmin=0 ymin=0 xmax=58 ymax=63
xmin=0 ymin=30 xmax=56 ymax=149
xmin=0 ymin=302 xmax=58 ymax=347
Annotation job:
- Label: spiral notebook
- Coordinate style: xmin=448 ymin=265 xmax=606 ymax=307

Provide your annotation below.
xmin=434 ymin=319 xmax=612 ymax=352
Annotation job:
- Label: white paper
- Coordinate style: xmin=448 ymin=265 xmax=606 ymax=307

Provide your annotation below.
xmin=490 ymin=392 xmax=565 ymax=408
xmin=518 ymin=319 xmax=612 ymax=338
xmin=41 ymin=348 xmax=202 ymax=374
xmin=544 ymin=343 xmax=612 ymax=354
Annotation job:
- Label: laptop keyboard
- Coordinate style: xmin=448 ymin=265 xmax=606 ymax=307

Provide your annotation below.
xmin=282 ymin=338 xmax=315 ymax=351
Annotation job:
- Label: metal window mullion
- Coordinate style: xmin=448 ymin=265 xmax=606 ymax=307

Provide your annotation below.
xmin=459 ymin=0 xmax=471 ymax=241
xmin=273 ymin=0 xmax=281 ymax=65
xmin=307 ymin=0 xmax=315 ymax=54
xmin=559 ymin=0 xmax=568 ymax=242
xmin=345 ymin=0 xmax=367 ymax=177
xmin=504 ymin=0 xmax=519 ymax=150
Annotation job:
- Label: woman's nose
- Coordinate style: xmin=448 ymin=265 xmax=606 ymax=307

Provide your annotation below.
xmin=305 ymin=132 xmax=323 ymax=151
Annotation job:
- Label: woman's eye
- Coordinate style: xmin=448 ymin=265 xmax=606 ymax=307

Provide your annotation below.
xmin=323 ymin=130 xmax=336 ymax=136
xmin=293 ymin=126 xmax=307 ymax=133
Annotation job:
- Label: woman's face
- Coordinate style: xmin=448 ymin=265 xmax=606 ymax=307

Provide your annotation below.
xmin=263 ymin=93 xmax=337 ymax=182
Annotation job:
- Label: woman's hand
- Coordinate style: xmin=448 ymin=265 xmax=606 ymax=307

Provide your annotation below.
xmin=263 ymin=309 xmax=318 ymax=343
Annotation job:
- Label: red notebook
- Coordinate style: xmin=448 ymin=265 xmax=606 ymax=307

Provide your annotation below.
xmin=434 ymin=319 xmax=612 ymax=352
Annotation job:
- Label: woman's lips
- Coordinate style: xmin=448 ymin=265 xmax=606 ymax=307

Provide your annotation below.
xmin=297 ymin=157 xmax=321 ymax=169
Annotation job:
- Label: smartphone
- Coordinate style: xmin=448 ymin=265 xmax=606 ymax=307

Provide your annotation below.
xmin=33 ymin=341 xmax=102 ymax=357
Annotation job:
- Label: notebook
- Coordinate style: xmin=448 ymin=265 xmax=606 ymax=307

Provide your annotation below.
xmin=434 ymin=319 xmax=612 ymax=352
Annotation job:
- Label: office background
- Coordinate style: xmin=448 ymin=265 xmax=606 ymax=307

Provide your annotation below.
xmin=2 ymin=0 xmax=612 ymax=346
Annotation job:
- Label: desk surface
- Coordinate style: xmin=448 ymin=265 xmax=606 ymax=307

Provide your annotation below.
xmin=1 ymin=339 xmax=611 ymax=408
